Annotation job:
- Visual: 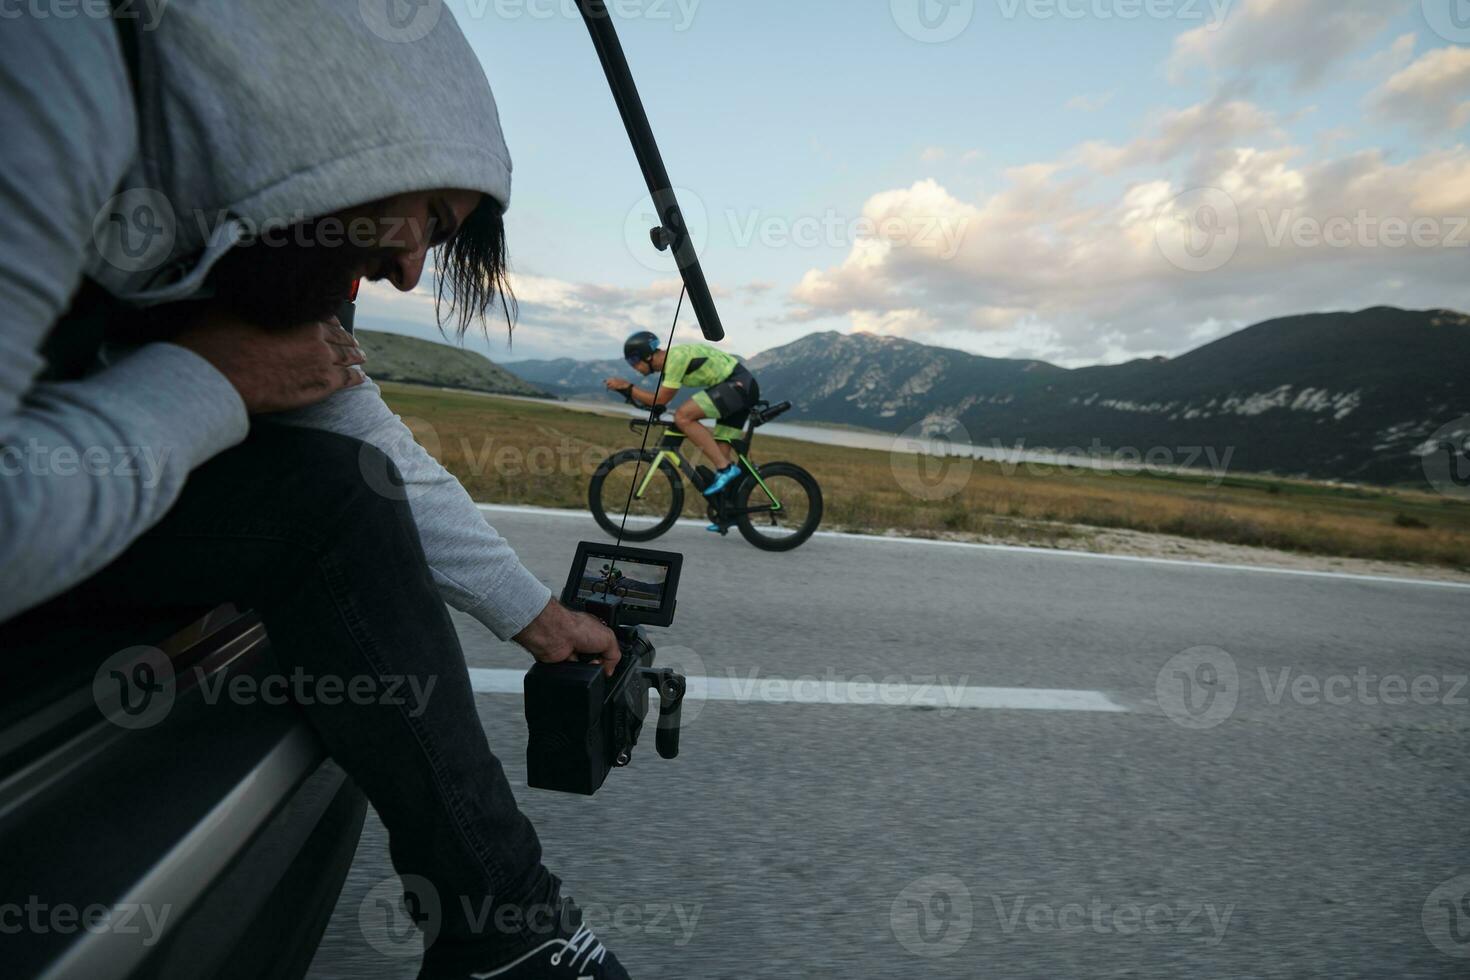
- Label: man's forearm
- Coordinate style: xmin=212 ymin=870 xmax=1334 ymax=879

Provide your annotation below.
xmin=631 ymin=385 xmax=670 ymax=409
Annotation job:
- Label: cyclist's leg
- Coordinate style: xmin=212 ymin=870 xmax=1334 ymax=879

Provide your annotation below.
xmin=713 ymin=375 xmax=759 ymax=441
xmin=704 ymin=419 xmax=747 ymax=531
xmin=697 ymin=374 xmax=762 ymax=497
xmin=673 ymin=393 xmax=732 ymax=469
xmin=710 ymin=422 xmax=745 ymax=446
xmin=696 ymin=373 xmax=760 ymax=463
xmin=708 ymin=375 xmax=760 ymax=459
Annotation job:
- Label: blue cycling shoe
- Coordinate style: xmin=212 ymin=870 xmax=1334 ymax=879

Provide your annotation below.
xmin=702 ymin=463 xmax=742 ymax=496
xmin=706 ymin=523 xmax=722 ymax=533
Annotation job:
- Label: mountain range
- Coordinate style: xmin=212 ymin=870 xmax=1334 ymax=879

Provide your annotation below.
xmin=356 ymin=329 xmax=549 ymax=397
xmin=502 ymin=357 xmax=632 ymax=399
xmin=502 ymin=307 xmax=1469 ymax=486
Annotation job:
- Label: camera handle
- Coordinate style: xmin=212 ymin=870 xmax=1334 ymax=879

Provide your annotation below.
xmin=586 ymin=596 xmax=687 ymax=761
xmin=642 ymin=668 xmax=686 ymax=760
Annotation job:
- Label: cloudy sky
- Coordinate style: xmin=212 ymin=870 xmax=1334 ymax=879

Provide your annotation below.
xmin=362 ymin=0 xmax=1470 ymax=367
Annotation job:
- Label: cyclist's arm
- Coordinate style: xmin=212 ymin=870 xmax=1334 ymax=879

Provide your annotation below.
xmin=628 ymin=384 xmax=678 ymax=408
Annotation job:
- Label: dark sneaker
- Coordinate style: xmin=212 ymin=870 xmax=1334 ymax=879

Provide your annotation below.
xmin=461 ymin=924 xmax=631 ymax=979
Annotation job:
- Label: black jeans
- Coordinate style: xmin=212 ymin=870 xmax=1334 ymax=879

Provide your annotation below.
xmin=5 ymin=424 xmax=563 ymax=967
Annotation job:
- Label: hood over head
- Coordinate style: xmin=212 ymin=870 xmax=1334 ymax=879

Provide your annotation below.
xmin=88 ymin=0 xmax=510 ymax=305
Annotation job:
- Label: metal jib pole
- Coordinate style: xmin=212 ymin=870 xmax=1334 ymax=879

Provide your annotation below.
xmin=576 ymin=0 xmax=726 ymax=343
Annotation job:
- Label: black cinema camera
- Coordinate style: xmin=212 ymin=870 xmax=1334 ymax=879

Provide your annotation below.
xmin=523 ymin=542 xmax=688 ymax=795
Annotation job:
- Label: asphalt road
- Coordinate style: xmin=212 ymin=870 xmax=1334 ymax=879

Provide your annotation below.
xmin=307 ymin=507 xmax=1470 ymax=979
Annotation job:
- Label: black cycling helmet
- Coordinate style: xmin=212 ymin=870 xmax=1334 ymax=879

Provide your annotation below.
xmin=623 ymin=330 xmax=661 ymax=367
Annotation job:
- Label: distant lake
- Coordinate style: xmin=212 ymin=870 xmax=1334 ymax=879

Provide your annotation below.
xmin=547 ymin=397 xmax=1232 ymax=481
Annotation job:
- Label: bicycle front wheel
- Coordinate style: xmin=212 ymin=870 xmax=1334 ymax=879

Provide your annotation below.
xmin=735 ymin=462 xmax=823 ymax=552
xmin=588 ymin=450 xmax=685 ymax=542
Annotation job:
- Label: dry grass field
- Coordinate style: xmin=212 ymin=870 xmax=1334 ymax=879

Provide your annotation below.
xmin=379 ymin=382 xmax=1470 ymax=572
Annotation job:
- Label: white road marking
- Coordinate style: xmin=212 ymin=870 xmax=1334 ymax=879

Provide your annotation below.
xmin=468 ymin=667 xmax=1127 ymax=713
xmin=474 ymin=503 xmax=1470 ymax=592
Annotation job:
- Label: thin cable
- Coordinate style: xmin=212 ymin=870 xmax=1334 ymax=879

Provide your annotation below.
xmin=614 ymin=285 xmax=687 ymax=550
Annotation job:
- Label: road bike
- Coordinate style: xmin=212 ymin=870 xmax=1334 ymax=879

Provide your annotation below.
xmin=588 ymin=400 xmax=823 ymax=551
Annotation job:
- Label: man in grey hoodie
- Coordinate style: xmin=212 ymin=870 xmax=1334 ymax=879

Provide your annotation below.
xmin=2 ymin=4 xmax=637 ymax=977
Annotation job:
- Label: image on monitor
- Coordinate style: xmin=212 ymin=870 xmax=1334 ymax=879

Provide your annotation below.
xmin=575 ymin=554 xmax=669 ymax=611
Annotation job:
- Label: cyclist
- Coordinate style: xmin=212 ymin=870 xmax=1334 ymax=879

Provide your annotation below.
xmin=605 ymin=331 xmax=759 ymax=499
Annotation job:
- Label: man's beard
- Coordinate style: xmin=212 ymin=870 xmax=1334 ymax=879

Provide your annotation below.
xmin=207 ymin=224 xmax=388 ymax=328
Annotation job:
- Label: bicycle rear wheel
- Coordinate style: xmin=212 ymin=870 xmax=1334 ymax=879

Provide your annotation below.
xmin=588 ymin=450 xmax=685 ymax=542
xmin=735 ymin=462 xmax=823 ymax=551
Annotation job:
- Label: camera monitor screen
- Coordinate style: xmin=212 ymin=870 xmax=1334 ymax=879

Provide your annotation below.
xmin=561 ymin=542 xmax=681 ymax=627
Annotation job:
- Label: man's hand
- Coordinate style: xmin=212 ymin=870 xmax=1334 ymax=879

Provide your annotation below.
xmin=173 ymin=314 xmax=367 ymax=415
xmin=514 ymin=598 xmax=622 ymax=678
xmin=604 ymin=377 xmax=633 ymax=393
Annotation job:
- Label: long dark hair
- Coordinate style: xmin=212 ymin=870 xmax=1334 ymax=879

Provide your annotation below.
xmin=435 ymin=198 xmax=517 ymax=341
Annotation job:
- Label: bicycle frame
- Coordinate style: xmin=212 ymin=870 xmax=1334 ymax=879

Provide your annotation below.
xmin=596 ymin=399 xmax=814 ymax=547
xmin=634 ymin=428 xmax=785 ymax=518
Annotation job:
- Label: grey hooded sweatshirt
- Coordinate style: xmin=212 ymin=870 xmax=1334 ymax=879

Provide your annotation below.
xmin=0 ymin=3 xmax=551 ymax=635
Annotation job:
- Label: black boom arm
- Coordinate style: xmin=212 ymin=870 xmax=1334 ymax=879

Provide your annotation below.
xmin=576 ymin=0 xmax=725 ymax=342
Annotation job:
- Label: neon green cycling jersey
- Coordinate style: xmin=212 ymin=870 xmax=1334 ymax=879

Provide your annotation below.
xmin=659 ymin=342 xmax=740 ymax=391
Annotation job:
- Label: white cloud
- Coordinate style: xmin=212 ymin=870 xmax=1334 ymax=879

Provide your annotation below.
xmin=358 ymin=270 xmax=697 ymax=362
xmin=1358 ymin=32 xmax=1419 ymax=80
xmin=1368 ymin=45 xmax=1470 ymax=133
xmin=787 ymin=132 xmax=1470 ymax=364
xmin=359 ymin=277 xmax=436 ymax=313
xmin=356 ymin=260 xmax=798 ymax=362
xmin=1170 ymin=0 xmax=1408 ymax=88
xmin=921 ymin=146 xmax=947 ymax=163
xmin=850 ymin=308 xmax=942 ymax=336
xmin=1075 ymin=98 xmax=1279 ymax=174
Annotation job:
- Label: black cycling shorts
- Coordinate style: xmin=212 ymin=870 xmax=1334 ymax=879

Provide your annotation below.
xmin=700 ymin=366 xmax=761 ymax=430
